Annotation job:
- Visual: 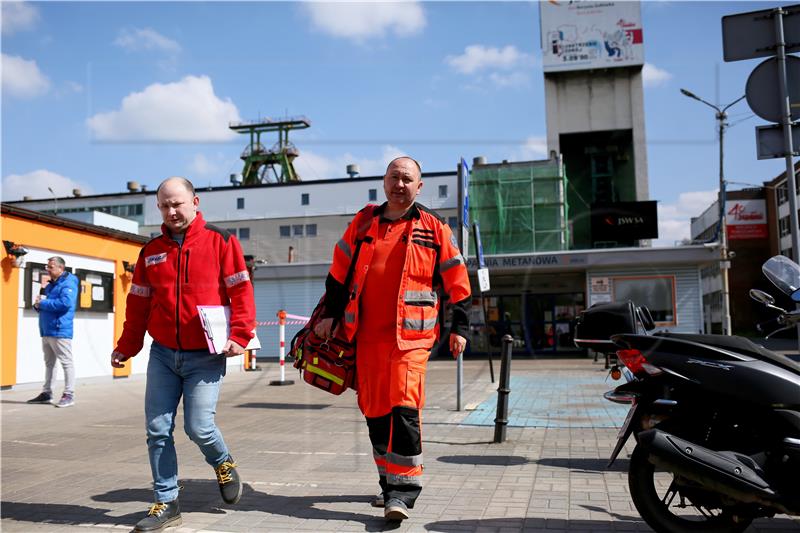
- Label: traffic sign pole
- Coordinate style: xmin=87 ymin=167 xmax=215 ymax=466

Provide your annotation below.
xmin=773 ymin=7 xmax=800 ymax=354
xmin=774 ymin=7 xmax=800 ymax=266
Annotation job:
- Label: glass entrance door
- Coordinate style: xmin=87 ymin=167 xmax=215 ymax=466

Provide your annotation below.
xmin=525 ymin=292 xmax=585 ymax=354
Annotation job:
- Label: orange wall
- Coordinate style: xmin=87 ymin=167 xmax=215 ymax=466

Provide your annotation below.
xmin=1 ymin=214 xmax=144 ymax=386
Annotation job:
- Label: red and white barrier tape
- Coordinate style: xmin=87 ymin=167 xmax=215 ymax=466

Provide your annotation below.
xmin=256 ymin=313 xmax=310 ymax=327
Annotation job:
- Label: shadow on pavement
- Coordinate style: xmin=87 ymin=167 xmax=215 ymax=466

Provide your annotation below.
xmin=536 ymin=457 xmax=630 ymax=473
xmin=235 ymin=402 xmax=331 ymax=410
xmin=436 ymin=455 xmax=529 ymax=466
xmin=424 ymin=517 xmax=643 ymax=532
xmin=2 ymin=479 xmax=401 ymax=532
xmin=425 ymin=440 xmax=494 ymax=446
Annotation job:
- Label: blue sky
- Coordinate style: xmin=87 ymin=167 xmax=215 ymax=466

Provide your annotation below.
xmin=1 ymin=1 xmax=796 ymax=245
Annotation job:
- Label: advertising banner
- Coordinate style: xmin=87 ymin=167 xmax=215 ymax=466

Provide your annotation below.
xmin=591 ymin=201 xmax=658 ymax=242
xmin=540 ymin=0 xmax=644 ymax=73
xmin=726 ymin=199 xmax=768 ymax=240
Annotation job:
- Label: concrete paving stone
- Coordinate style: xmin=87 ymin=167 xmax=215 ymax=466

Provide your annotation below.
xmin=5 ymin=357 xmax=800 ymax=532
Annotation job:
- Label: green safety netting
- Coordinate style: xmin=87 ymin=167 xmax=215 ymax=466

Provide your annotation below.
xmin=469 ymin=159 xmax=569 ymax=254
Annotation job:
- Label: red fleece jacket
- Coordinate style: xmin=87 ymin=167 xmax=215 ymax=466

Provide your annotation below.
xmin=115 ymin=212 xmax=255 ymax=356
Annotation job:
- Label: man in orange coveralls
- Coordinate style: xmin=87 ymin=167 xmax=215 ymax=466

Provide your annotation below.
xmin=315 ymin=156 xmax=471 ymax=521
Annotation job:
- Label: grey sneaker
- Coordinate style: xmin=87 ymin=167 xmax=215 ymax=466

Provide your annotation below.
xmin=27 ymin=392 xmax=52 ymax=404
xmin=55 ymin=393 xmax=74 ymax=408
xmin=384 ymin=498 xmax=409 ymax=521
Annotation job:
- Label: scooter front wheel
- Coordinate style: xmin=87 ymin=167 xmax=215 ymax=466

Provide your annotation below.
xmin=628 ymin=443 xmax=753 ymax=533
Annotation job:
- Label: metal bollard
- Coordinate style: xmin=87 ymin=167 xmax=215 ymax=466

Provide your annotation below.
xmin=493 ymin=334 xmax=513 ymax=443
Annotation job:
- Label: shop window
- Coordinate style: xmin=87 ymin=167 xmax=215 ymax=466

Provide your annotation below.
xmin=613 ymin=275 xmax=676 ymax=325
xmin=448 ymin=216 xmax=458 ymax=230
xmin=778 ymin=183 xmax=789 ymax=205
xmin=279 ymin=225 xmax=290 ymax=238
xmin=780 ymin=216 xmax=790 ymax=237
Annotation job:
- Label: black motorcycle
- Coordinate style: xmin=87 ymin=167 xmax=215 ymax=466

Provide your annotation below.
xmin=575 ymin=255 xmax=800 ymax=532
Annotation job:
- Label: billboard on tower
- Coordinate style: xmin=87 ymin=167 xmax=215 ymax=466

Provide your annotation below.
xmin=540 ymin=0 xmax=644 ymax=73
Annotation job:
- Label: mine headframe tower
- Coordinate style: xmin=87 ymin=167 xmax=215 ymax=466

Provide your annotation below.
xmin=229 ymin=116 xmax=311 ymax=184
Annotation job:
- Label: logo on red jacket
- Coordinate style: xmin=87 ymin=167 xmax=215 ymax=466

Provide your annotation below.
xmin=145 ymin=253 xmax=168 ymax=267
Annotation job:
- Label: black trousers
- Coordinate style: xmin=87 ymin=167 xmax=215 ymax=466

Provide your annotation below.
xmin=366 ymin=405 xmax=423 ymax=508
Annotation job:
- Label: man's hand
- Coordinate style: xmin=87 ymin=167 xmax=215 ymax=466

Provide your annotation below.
xmin=111 ymin=350 xmax=131 ymax=368
xmin=222 ymin=339 xmax=245 ymax=357
xmin=449 ymin=333 xmax=467 ymax=359
xmin=313 ymin=317 xmax=335 ymax=339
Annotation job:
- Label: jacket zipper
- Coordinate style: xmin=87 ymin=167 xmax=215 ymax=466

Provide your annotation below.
xmin=175 ymin=242 xmax=183 ymax=350
xmin=185 ymin=250 xmax=190 ymax=283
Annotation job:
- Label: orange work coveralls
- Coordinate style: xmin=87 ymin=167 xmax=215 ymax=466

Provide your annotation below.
xmin=323 ymin=202 xmax=471 ymax=508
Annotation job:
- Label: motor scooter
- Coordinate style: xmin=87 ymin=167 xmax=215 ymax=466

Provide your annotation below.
xmin=574 ymin=255 xmax=800 ymax=532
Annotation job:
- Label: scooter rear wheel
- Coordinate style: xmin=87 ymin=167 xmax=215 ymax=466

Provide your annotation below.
xmin=628 ymin=443 xmax=753 ymax=533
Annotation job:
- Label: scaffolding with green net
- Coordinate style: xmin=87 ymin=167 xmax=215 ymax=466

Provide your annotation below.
xmin=469 ymin=157 xmax=569 ymax=254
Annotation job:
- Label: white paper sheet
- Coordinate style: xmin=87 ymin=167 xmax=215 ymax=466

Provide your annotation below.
xmin=197 ymin=305 xmax=260 ymax=354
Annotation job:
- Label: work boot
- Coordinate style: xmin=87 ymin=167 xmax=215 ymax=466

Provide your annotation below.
xmin=133 ymin=500 xmax=181 ymax=532
xmin=384 ymin=498 xmax=409 ymax=521
xmin=55 ymin=393 xmax=74 ymax=408
xmin=26 ymin=392 xmax=52 ymax=404
xmin=214 ymin=455 xmax=242 ymax=504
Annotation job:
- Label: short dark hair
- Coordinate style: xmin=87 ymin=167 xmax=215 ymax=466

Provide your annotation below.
xmin=156 ymin=177 xmax=195 ymax=198
xmin=47 ymin=256 xmax=66 ymax=268
xmin=386 ymin=156 xmax=422 ymax=177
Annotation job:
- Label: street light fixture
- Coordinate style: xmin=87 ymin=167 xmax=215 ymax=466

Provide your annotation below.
xmin=680 ymin=88 xmax=745 ymax=336
xmin=47 ymin=186 xmax=58 ymax=215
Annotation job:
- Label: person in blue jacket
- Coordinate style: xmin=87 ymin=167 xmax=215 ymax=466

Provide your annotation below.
xmin=27 ymin=256 xmax=79 ymax=408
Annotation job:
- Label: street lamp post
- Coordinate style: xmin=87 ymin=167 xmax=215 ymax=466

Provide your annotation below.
xmin=680 ymin=88 xmax=745 ymax=336
xmin=47 ymin=186 xmax=58 ymax=216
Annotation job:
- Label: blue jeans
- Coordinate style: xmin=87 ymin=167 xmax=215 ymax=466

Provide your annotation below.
xmin=145 ymin=342 xmax=229 ymax=502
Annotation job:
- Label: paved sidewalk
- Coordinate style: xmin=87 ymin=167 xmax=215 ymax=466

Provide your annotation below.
xmin=2 ymin=356 xmax=798 ymax=532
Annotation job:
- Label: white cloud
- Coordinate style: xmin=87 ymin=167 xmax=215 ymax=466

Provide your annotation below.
xmin=654 ymin=189 xmax=717 ymax=246
xmin=114 ymin=27 xmax=181 ymax=55
xmin=1 ymin=53 xmax=50 ymax=99
xmin=446 ymin=44 xmax=535 ymax=89
xmin=642 ymin=62 xmax=673 ymax=88
xmin=86 ymin=75 xmax=241 ymax=142
xmin=446 ymin=45 xmax=531 ymax=75
xmin=1 ymin=1 xmax=39 ymax=35
xmin=65 ymin=81 xmax=84 ymax=93
xmin=515 ymin=136 xmax=549 ymax=160
xmin=488 ymin=71 xmax=530 ymax=88
xmin=189 ymin=153 xmax=227 ymax=178
xmin=302 ymin=2 xmax=425 ymax=41
xmin=294 ymin=146 xmax=406 ymax=181
xmin=1 ymin=169 xmax=93 ymax=201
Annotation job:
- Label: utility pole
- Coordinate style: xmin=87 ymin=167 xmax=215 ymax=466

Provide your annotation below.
xmin=680 ymin=88 xmax=745 ymax=335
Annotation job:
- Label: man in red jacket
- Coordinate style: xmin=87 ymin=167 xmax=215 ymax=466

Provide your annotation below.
xmin=111 ymin=177 xmax=255 ymax=533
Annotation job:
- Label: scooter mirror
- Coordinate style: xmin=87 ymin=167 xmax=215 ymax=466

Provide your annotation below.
xmin=750 ymin=289 xmax=776 ymax=306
